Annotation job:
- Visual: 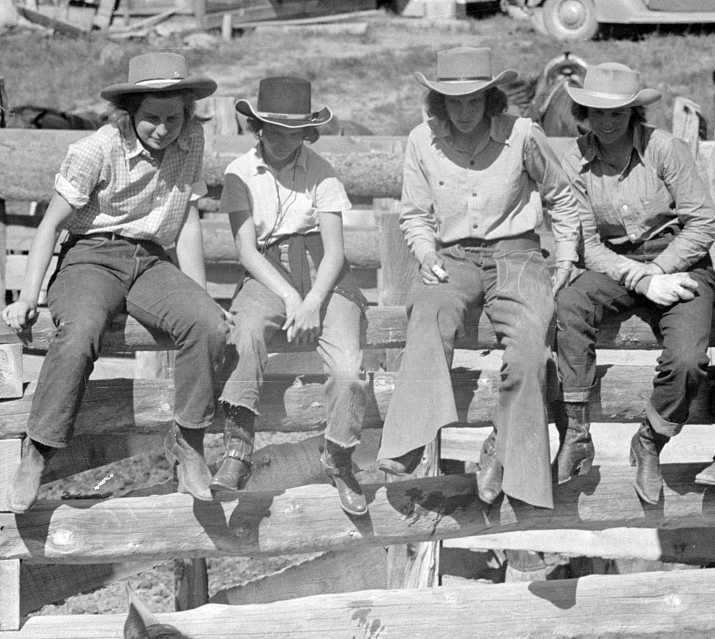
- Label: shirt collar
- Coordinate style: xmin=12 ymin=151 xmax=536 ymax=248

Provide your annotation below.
xmin=426 ymin=114 xmax=511 ymax=147
xmin=251 ymin=142 xmax=307 ymax=175
xmin=577 ymin=122 xmax=648 ymax=168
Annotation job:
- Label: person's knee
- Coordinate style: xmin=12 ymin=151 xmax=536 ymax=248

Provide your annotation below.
xmin=662 ymin=348 xmax=708 ymax=383
xmin=53 ymin=316 xmax=106 ymax=357
xmin=410 ymin=293 xmax=462 ymax=338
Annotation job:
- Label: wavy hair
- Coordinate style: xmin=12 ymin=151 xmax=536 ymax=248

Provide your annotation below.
xmin=244 ymin=116 xmax=320 ymax=144
xmin=424 ymin=87 xmax=508 ymax=123
xmin=570 ymin=102 xmax=647 ymax=126
xmin=107 ymin=90 xmax=197 ymax=132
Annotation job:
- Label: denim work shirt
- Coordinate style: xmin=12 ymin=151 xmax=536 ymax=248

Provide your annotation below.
xmin=561 ymin=123 xmax=715 ymax=282
xmin=55 ymin=119 xmax=207 ymax=249
xmin=399 ymin=114 xmax=580 ymax=265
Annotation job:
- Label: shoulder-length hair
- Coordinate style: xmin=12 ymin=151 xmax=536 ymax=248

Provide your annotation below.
xmin=245 ymin=116 xmax=320 ymax=144
xmin=424 ymin=87 xmax=508 ymax=123
xmin=107 ymin=90 xmax=198 ymax=132
xmin=570 ymin=102 xmax=647 ymax=127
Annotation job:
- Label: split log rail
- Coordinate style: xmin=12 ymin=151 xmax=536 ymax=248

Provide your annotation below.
xmin=0 ymin=125 xmax=714 ymax=637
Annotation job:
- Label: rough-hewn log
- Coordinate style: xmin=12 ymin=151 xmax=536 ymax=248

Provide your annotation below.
xmin=1 ymin=467 xmax=714 ymax=563
xmin=2 ymin=569 xmax=715 ymax=638
xmin=1 ymin=363 xmax=711 ymax=440
xmin=1 ymin=130 xmax=712 ymax=202
xmin=0 ymin=303 xmax=702 ymax=352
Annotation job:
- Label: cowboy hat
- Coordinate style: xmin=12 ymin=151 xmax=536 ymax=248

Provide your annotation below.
xmin=235 ymin=77 xmax=332 ymax=128
xmin=101 ymin=52 xmax=217 ymax=104
xmin=566 ymin=62 xmax=661 ymax=109
xmin=414 ymin=47 xmax=518 ymax=96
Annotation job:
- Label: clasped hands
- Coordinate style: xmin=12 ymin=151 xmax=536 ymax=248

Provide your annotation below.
xmin=622 ymin=260 xmax=698 ymax=306
xmin=282 ymin=290 xmax=321 ymax=344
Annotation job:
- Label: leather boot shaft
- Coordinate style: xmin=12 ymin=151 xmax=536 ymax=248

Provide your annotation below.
xmin=630 ymin=420 xmax=669 ymax=505
xmin=555 ymin=402 xmax=595 ymax=484
xmin=321 ymin=440 xmax=367 ymax=517
xmin=164 ymin=425 xmax=212 ymax=501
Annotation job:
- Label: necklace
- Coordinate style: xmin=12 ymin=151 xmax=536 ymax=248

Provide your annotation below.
xmin=260 ymin=145 xmax=301 ymax=252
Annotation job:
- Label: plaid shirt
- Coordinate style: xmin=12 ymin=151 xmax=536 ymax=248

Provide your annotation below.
xmin=399 ymin=114 xmax=580 ymax=264
xmin=562 ymin=123 xmax=715 ymax=279
xmin=55 ymin=119 xmax=207 ymax=248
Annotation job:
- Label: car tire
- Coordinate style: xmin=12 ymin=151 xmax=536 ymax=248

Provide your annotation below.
xmin=542 ymin=0 xmax=598 ymax=40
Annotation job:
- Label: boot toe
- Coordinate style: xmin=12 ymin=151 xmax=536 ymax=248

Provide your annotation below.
xmin=694 ymin=461 xmax=715 ymax=486
xmin=210 ymin=457 xmax=252 ymax=493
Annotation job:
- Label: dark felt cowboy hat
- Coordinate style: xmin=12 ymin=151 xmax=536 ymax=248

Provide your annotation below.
xmin=567 ymin=62 xmax=661 ymax=109
xmin=235 ymin=76 xmax=332 ymax=128
xmin=101 ymin=52 xmax=217 ymax=104
xmin=415 ymin=47 xmax=518 ymax=96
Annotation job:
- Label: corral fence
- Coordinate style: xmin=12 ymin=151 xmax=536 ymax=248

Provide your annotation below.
xmin=0 ymin=85 xmax=714 ymax=637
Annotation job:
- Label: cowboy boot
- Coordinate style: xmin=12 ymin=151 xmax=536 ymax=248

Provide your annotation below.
xmin=477 ymin=429 xmax=503 ymax=504
xmin=694 ymin=457 xmax=715 ymax=486
xmin=377 ymin=446 xmax=424 ymax=477
xmin=164 ymin=424 xmax=212 ymax=501
xmin=629 ymin=419 xmax=669 ymax=505
xmin=7 ymin=438 xmax=56 ymax=514
xmin=554 ymin=402 xmax=595 ymax=484
xmin=210 ymin=403 xmax=254 ymax=493
xmin=321 ymin=440 xmax=367 ymax=516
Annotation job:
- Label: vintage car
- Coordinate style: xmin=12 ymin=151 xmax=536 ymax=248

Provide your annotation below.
xmin=508 ymin=0 xmax=715 ymax=40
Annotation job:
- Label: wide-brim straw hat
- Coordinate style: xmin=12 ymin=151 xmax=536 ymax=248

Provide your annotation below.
xmin=236 ymin=76 xmax=332 ymax=128
xmin=567 ymin=62 xmax=661 ymax=109
xmin=415 ymin=46 xmax=518 ymax=96
xmin=101 ymin=52 xmax=217 ymax=104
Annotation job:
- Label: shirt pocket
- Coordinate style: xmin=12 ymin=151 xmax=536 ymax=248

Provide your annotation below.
xmin=638 ymin=167 xmax=673 ymax=218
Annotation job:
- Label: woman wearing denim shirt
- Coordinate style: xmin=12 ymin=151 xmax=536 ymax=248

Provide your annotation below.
xmin=556 ymin=62 xmax=715 ymax=503
xmin=376 ymin=47 xmax=581 ymax=510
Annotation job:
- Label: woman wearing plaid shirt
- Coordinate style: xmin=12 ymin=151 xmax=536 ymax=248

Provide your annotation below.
xmin=2 ymin=52 xmax=228 ymax=512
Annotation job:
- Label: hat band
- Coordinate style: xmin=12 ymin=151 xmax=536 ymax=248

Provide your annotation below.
xmin=581 ymin=87 xmax=639 ymax=101
xmin=134 ymin=78 xmax=184 ymax=88
xmin=256 ymin=111 xmax=315 ymax=120
xmin=437 ymin=75 xmax=492 ymax=82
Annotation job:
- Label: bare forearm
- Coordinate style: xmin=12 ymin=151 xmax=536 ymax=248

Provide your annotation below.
xmin=306 ymin=249 xmax=344 ymax=305
xmin=21 ymin=224 xmax=61 ymax=305
xmin=241 ymin=248 xmax=297 ymax=301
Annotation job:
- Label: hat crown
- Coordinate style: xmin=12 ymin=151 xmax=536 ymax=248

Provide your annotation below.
xmin=256 ymin=77 xmax=312 ymax=115
xmin=583 ymin=62 xmax=641 ymax=97
xmin=436 ymin=47 xmax=494 ymax=81
xmin=127 ymin=52 xmax=187 ymax=85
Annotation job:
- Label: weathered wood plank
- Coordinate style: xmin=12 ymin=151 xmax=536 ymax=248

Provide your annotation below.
xmin=2 ymin=569 xmax=715 ymax=638
xmin=0 ymin=440 xmax=21 ymax=630
xmin=0 ymin=363 xmax=711 ymax=440
xmin=0 ymin=467 xmax=713 ymax=563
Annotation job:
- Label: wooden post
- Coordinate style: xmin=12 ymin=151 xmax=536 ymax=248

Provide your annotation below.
xmin=193 ymin=0 xmax=206 ymax=29
xmin=174 ymin=558 xmax=209 ymax=611
xmin=672 ymin=96 xmax=703 ymax=157
xmin=0 ymin=77 xmax=8 ymax=313
xmin=0 ymin=439 xmax=22 ymax=630
xmin=374 ymin=198 xmax=415 ymax=306
xmin=221 ymin=12 xmax=232 ymax=41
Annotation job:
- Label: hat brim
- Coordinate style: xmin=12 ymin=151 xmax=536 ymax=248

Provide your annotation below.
xmin=566 ymin=85 xmax=661 ymax=109
xmin=100 ymin=77 xmax=218 ymax=103
xmin=235 ymin=100 xmax=333 ymax=128
xmin=414 ymin=68 xmax=518 ymax=96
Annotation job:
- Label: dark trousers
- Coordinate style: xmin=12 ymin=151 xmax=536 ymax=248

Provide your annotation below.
xmin=556 ymin=265 xmax=715 ymax=437
xmin=27 ymin=236 xmax=229 ymax=447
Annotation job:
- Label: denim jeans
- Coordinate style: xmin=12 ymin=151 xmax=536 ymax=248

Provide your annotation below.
xmin=556 ymin=264 xmax=715 ymax=437
xmin=378 ymin=242 xmax=555 ymax=508
xmin=219 ymin=277 xmax=367 ymax=449
xmin=27 ymin=235 xmax=229 ymax=448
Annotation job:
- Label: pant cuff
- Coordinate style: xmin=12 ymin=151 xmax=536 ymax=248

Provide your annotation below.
xmin=561 ymin=388 xmax=592 ymax=403
xmin=24 ymin=431 xmax=67 ymax=449
xmin=324 ymin=433 xmax=360 ymax=450
xmin=174 ymin=414 xmax=213 ymax=430
xmin=218 ymin=398 xmax=260 ymax=417
xmin=645 ymin=402 xmax=682 ymax=438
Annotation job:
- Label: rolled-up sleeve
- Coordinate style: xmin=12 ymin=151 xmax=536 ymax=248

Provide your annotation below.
xmin=561 ymin=148 xmax=634 ymax=282
xmin=54 ymin=135 xmax=104 ymax=209
xmin=399 ymin=132 xmax=438 ymax=264
xmin=649 ymin=136 xmax=715 ymax=273
xmin=523 ymin=123 xmax=579 ymax=263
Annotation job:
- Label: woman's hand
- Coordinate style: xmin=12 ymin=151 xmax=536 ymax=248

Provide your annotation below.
xmin=284 ymin=293 xmax=321 ymax=344
xmin=622 ymin=260 xmax=663 ymax=290
xmin=551 ymin=260 xmax=574 ymax=295
xmin=2 ymin=299 xmax=38 ymax=331
xmin=420 ymin=251 xmax=448 ymax=285
xmin=643 ymin=273 xmax=698 ymax=306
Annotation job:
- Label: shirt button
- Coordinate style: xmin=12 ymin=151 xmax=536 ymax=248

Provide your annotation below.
xmin=629 ymin=233 xmax=637 ymax=241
